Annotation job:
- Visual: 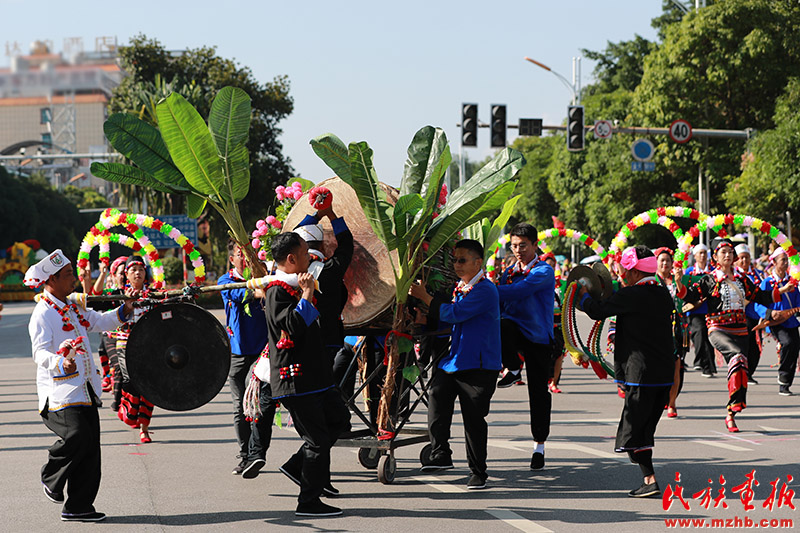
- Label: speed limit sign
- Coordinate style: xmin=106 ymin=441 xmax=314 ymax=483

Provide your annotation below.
xmin=669 ymin=119 xmax=692 ymax=143
xmin=594 ymin=120 xmax=613 ymax=139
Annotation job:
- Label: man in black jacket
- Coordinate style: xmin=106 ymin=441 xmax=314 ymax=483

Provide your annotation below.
xmin=265 ymin=233 xmax=350 ymax=517
xmin=579 ymin=245 xmax=676 ymax=499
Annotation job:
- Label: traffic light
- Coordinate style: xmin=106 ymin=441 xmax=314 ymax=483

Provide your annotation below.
xmin=566 ymin=105 xmax=585 ymax=151
xmin=461 ymin=103 xmax=478 ymax=147
xmin=519 ymin=118 xmax=543 ymax=137
xmin=490 ymin=104 xmax=507 ymax=147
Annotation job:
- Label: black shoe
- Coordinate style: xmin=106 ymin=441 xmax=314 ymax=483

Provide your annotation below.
xmin=779 ymin=386 xmax=793 ymax=397
xmin=467 ymin=474 xmax=487 ymax=490
xmin=281 ymin=464 xmax=339 ymax=497
xmin=530 ymin=451 xmax=545 ymax=471
xmin=420 ymin=455 xmax=454 ymax=473
xmin=701 ymin=371 xmax=715 ymax=378
xmin=295 ymin=499 xmax=342 ymax=517
xmin=61 ymin=511 xmax=106 ymax=522
xmin=43 ymin=484 xmax=64 ymax=504
xmin=748 ymin=377 xmax=758 ymax=385
xmin=692 ymin=365 xmax=702 ymax=371
xmin=628 ymin=482 xmax=661 ymax=498
xmin=242 ymin=458 xmax=266 ymax=479
xmin=232 ymin=458 xmax=248 ymax=475
xmin=497 ymin=371 xmax=521 ymax=389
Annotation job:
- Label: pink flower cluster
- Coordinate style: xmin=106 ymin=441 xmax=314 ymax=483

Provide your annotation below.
xmin=276 ymin=181 xmax=304 ymax=202
xmin=251 ymin=216 xmax=283 ymax=260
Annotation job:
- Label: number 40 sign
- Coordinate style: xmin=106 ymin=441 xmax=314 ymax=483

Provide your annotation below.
xmin=669 ymin=119 xmax=693 ymax=144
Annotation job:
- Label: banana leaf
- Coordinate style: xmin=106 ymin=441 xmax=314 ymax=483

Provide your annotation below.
xmin=310 ymin=134 xmax=352 ymax=186
xmin=103 ymin=113 xmax=189 ymax=191
xmin=221 ymin=143 xmax=250 ymax=203
xmin=425 ymin=182 xmax=518 ymax=256
xmin=462 ymin=220 xmax=488 ymax=244
xmin=437 ymin=148 xmax=524 ymax=221
xmin=208 ymin=86 xmax=251 ymax=158
xmin=399 ymin=126 xmax=448 ymax=197
xmin=186 ymin=194 xmax=208 ymax=218
xmin=348 ymin=141 xmax=396 ymax=251
xmin=404 ymin=130 xmax=451 ymax=246
xmin=156 ymin=93 xmax=224 ymax=198
xmin=90 ymin=162 xmax=183 ymax=195
xmin=484 ymin=195 xmax=521 ymax=262
xmin=392 ymin=193 xmax=424 ymax=261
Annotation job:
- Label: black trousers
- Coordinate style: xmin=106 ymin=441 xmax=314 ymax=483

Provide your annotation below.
xmin=615 ymin=385 xmax=670 ymax=453
xmin=40 ymin=405 xmax=101 ymax=514
xmin=330 ymin=345 xmax=356 ymax=401
xmin=746 ymin=317 xmax=762 ymax=378
xmin=428 ymin=368 xmax=498 ymax=477
xmin=281 ymin=387 xmax=351 ymax=503
xmin=501 ymin=319 xmax=552 ymax=442
xmin=689 ymin=315 xmax=716 ymax=374
xmin=229 ymin=353 xmax=260 ymax=458
xmin=773 ymin=325 xmax=800 ymax=387
xmin=248 ymin=380 xmax=276 ymax=462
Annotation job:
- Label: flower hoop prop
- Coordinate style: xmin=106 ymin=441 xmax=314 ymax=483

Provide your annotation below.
xmin=78 ymin=230 xmax=146 ymax=267
xmin=537 ymin=227 xmax=607 ymax=261
xmin=674 ymin=214 xmax=800 ymax=280
xmin=606 ymin=206 xmax=726 ymax=264
xmin=485 ymin=234 xmax=511 ymax=280
xmin=561 ymin=281 xmax=614 ymax=379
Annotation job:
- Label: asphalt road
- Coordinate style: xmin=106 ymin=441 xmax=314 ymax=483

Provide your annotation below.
xmin=1 ymin=300 xmax=798 ymax=532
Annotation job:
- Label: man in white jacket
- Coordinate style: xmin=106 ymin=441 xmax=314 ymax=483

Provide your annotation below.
xmin=25 ymin=250 xmax=136 ymax=522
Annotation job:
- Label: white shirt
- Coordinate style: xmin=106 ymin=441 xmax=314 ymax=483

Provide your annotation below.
xmin=28 ymin=289 xmax=125 ymax=412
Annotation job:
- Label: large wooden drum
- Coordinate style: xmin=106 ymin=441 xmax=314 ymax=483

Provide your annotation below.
xmin=283 ymin=177 xmax=398 ymax=328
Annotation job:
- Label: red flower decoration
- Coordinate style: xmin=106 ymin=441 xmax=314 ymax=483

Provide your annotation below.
xmin=626 ymin=222 xmax=637 ymax=231
xmin=585 ymin=237 xmax=594 ymax=246
xmin=308 ymin=186 xmax=333 ymax=210
xmin=689 ymin=210 xmax=700 ymax=220
xmin=656 ymin=207 xmax=666 ymax=217
xmin=724 ymin=214 xmax=734 ymax=225
xmin=689 ymin=226 xmax=700 ymax=238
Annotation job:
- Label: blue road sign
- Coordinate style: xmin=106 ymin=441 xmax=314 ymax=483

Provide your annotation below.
xmin=141 ymin=215 xmax=198 ymax=249
xmin=631 ymin=161 xmax=656 ymax=172
xmin=631 ymin=138 xmax=655 ymax=162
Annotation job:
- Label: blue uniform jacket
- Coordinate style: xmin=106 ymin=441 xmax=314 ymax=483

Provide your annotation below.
xmin=219 ymin=271 xmax=268 ymax=356
xmin=498 ymin=261 xmax=555 ymax=344
xmin=429 ymin=279 xmax=502 ymax=373
xmin=755 ymin=276 xmax=800 ymax=330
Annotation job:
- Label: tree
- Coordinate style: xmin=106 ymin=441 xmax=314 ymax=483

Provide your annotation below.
xmin=107 ymin=35 xmax=295 ymax=258
xmin=62 ymin=185 xmax=111 ymax=210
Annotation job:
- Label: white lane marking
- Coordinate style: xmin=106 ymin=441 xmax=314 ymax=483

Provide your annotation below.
xmin=412 ymin=475 xmax=466 ymax=493
xmin=692 ymin=439 xmax=751 ymax=452
xmin=759 ymin=425 xmax=798 ymax=432
xmin=709 ymin=431 xmax=761 ymax=445
xmin=488 ymin=439 xmax=627 ymax=462
xmin=485 ymin=509 xmax=553 ymax=533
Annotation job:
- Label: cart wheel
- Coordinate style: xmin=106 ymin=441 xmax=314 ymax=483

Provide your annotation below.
xmin=377 ymin=454 xmax=396 ymax=484
xmin=419 ymin=443 xmax=433 ymax=466
xmin=358 ymin=447 xmax=381 ymax=470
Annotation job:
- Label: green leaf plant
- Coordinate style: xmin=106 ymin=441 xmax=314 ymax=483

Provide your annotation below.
xmin=311 ymin=126 xmax=525 ymax=430
xmin=91 ymin=86 xmax=267 ymax=277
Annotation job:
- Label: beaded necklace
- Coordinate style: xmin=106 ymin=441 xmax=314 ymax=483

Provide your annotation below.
xmin=505 ymin=256 xmax=539 ymax=284
xmin=452 ymin=271 xmax=485 ymax=302
xmin=41 ymin=294 xmax=90 ymax=331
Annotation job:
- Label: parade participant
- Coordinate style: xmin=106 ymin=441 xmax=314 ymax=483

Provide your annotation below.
xmin=114 ymin=256 xmax=156 ymax=443
xmin=755 ymin=248 xmax=800 ymax=396
xmin=542 ymin=252 xmax=566 ymax=393
xmin=735 ymin=243 xmax=764 ymax=383
xmin=409 ymin=239 xmax=501 ymax=489
xmin=219 ymin=241 xmax=272 ymax=478
xmin=682 ymin=240 xmax=789 ymax=432
xmin=579 ymin=245 xmax=675 ymax=498
xmin=685 ymin=243 xmax=715 ymax=377
xmin=496 ymin=223 xmax=555 ymax=470
xmin=266 ymin=232 xmax=350 ymax=517
xmin=655 ymin=247 xmax=688 ymax=418
xmin=26 ymin=249 xmax=137 ymax=522
xmin=293 ymin=203 xmax=354 ymax=391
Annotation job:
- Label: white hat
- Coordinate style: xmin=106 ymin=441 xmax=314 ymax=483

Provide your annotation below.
xmin=692 ymin=243 xmax=709 ymax=254
xmin=734 ymin=243 xmax=751 ymax=256
xmin=24 ymin=249 xmax=70 ymax=288
xmin=294 ymin=223 xmax=324 ymax=243
xmin=770 ymin=247 xmax=787 ymax=261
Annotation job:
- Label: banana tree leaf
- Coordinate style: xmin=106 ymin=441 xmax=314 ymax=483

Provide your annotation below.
xmin=407 ymin=139 xmax=451 ymax=246
xmin=310 ymin=134 xmax=352 ymax=186
xmin=484 ymin=195 xmax=521 ymax=261
xmin=156 ymin=93 xmax=224 ymax=198
xmin=208 ymin=86 xmax=251 ymax=158
xmin=463 ymin=220 xmax=484 ymax=243
xmin=287 ymin=177 xmax=315 ymax=192
xmin=90 ymin=162 xmax=182 ymax=195
xmin=425 ymin=182 xmax=517 ymax=256
xmin=438 ymin=148 xmax=524 ymax=221
xmin=186 ymin=194 xmax=208 ymax=218
xmin=221 ymin=143 xmax=250 ymax=202
xmin=393 ymin=193 xmax=423 ymax=243
xmin=400 ymin=126 xmax=448 ymax=197
xmin=103 ymin=113 xmax=189 ymax=191
xmin=348 ymin=141 xmax=396 ymax=251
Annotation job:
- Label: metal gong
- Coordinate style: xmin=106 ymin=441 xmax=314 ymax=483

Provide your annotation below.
xmin=125 ymin=302 xmax=231 ymax=411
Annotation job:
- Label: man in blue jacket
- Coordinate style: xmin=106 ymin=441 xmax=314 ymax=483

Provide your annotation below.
xmin=410 ymin=239 xmax=501 ymax=489
xmin=497 ymin=223 xmax=555 ymax=470
xmin=219 ymin=241 xmax=272 ymax=478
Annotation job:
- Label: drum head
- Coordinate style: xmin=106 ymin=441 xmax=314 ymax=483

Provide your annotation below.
xmin=125 ymin=302 xmax=230 ymax=411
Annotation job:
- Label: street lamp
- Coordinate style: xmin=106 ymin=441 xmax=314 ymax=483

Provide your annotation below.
xmin=523 ymin=56 xmax=580 ymax=105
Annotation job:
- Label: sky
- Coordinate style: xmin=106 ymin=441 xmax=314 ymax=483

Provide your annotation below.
xmin=0 ymin=0 xmax=666 ymax=187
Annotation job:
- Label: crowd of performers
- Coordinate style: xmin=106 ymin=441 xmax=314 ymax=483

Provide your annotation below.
xmin=25 ymin=208 xmax=800 ymax=520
